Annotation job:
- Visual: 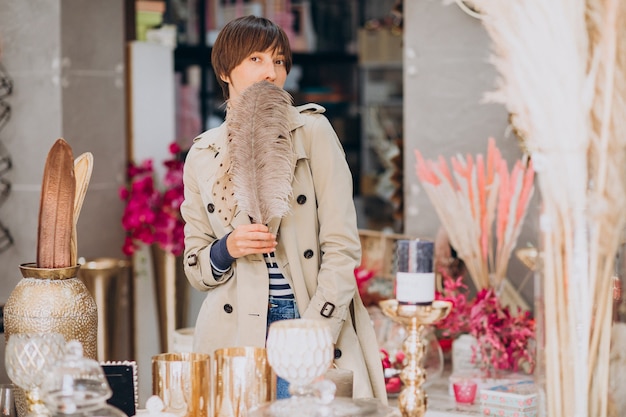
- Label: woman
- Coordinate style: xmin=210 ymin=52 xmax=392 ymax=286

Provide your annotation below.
xmin=181 ymin=15 xmax=386 ymax=402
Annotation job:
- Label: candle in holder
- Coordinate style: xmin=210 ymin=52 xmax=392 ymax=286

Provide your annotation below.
xmin=395 ymin=239 xmax=435 ymax=305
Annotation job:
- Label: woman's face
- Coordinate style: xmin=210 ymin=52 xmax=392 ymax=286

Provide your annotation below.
xmin=221 ymin=48 xmax=288 ymax=103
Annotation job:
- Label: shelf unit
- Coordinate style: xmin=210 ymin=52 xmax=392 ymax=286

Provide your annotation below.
xmin=172 ymin=0 xmax=364 ymax=194
xmin=168 ymin=0 xmax=403 ymax=220
xmin=358 ymin=61 xmax=403 ymax=231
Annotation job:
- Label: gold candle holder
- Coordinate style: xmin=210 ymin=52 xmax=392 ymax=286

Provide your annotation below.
xmin=379 ymin=299 xmax=452 ymax=417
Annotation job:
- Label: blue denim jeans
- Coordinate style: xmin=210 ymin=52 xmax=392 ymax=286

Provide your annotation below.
xmin=267 ymin=297 xmax=300 ymax=400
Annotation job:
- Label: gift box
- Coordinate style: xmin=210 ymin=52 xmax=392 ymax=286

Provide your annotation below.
xmin=479 ymin=380 xmax=538 ymax=417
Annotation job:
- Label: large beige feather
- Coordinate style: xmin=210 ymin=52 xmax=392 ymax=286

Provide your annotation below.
xmin=37 ymin=138 xmax=75 ymax=269
xmin=227 ymin=81 xmax=295 ymax=224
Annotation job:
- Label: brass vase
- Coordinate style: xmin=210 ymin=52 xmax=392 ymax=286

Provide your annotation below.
xmin=3 ymin=263 xmax=98 ymax=359
xmin=78 ymin=258 xmax=133 ymax=362
xmin=151 ymin=245 xmax=188 ymax=353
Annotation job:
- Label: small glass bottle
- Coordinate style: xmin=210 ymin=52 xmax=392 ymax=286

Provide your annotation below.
xmin=41 ymin=341 xmax=126 ymax=417
xmin=394 ymin=239 xmax=435 ymax=305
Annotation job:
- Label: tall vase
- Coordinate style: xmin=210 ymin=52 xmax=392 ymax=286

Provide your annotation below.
xmin=151 ymin=245 xmax=188 ymax=353
xmin=4 ymin=263 xmax=98 ymax=358
xmin=78 ymin=258 xmax=133 ymax=362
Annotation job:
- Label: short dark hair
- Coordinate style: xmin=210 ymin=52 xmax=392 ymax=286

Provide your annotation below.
xmin=211 ymin=15 xmax=293 ymax=100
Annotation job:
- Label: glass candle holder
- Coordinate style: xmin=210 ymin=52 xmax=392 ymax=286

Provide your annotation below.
xmin=213 ymin=347 xmax=274 ymax=417
xmin=453 ymin=380 xmax=478 ymax=405
xmin=266 ymin=319 xmax=333 ymax=398
xmin=152 ymin=352 xmax=211 ymax=417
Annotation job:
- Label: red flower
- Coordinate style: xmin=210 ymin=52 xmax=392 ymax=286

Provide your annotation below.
xmin=435 ymin=271 xmax=535 ymax=375
xmin=381 ymin=347 xmax=405 ymax=394
xmin=468 ymin=289 xmax=535 ymax=374
xmin=119 ymin=143 xmax=186 ymax=256
xmin=354 ymin=266 xmax=375 ymax=296
xmin=435 ymin=274 xmax=472 ymax=338
xmin=395 ymin=350 xmax=405 ymax=365
xmin=385 ymin=377 xmax=402 ymax=394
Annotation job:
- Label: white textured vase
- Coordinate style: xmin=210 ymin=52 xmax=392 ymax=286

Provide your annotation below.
xmin=266 ymin=319 xmax=333 ymax=393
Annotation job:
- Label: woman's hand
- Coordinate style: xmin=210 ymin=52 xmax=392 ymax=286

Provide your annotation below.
xmin=226 ymin=223 xmax=277 ymax=258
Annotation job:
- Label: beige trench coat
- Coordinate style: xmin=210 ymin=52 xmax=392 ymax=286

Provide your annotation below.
xmin=181 ymin=103 xmax=386 ymax=403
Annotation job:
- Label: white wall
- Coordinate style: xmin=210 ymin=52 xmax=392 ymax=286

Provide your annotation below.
xmin=0 ymin=0 xmax=127 ymax=383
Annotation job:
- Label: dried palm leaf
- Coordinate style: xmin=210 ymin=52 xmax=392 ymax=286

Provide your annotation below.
xmin=37 ymin=138 xmax=75 ymax=269
xmin=70 ymin=152 xmax=94 ymax=265
xmin=227 ymin=81 xmax=295 ymax=224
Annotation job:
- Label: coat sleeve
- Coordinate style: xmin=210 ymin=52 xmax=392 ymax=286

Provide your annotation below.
xmin=300 ymin=114 xmax=362 ymax=341
xmin=181 ymin=149 xmax=235 ymax=291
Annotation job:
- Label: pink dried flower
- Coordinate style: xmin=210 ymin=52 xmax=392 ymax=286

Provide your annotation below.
xmin=469 ymin=289 xmax=535 ymax=374
xmin=354 ymin=266 xmax=376 ymax=297
xmin=380 ymin=346 xmax=406 ymax=394
xmin=435 ymin=274 xmax=472 ymax=338
xmin=386 ymin=377 xmax=402 ymax=394
xmin=435 ymin=271 xmax=535 ymax=375
xmin=381 ymin=349 xmax=392 ymax=369
xmin=395 ymin=350 xmax=405 ymax=365
xmin=119 ymin=142 xmax=186 ymax=256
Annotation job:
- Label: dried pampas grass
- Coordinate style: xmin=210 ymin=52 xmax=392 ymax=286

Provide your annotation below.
xmin=227 ymin=81 xmax=295 ymax=225
xmin=414 ymin=138 xmax=535 ymax=296
xmin=472 ymin=0 xmax=626 ymax=415
xmin=585 ymin=1 xmax=626 ymax=416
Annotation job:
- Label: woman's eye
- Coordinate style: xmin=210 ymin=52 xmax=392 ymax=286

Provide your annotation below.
xmin=250 ymin=56 xmax=260 ymax=62
xmin=275 ymin=59 xmax=285 ymax=65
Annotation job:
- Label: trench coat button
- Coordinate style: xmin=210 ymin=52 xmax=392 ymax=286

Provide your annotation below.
xmin=334 ymin=348 xmax=342 ymax=359
xmin=296 ymin=195 xmax=307 ymax=205
xmin=304 ymin=249 xmax=314 ymax=259
xmin=223 ymin=304 xmax=233 ymax=314
xmin=207 ymin=203 xmax=215 ymax=213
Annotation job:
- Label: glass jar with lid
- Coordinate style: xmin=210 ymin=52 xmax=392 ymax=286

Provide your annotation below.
xmin=41 ymin=340 xmax=126 ymax=417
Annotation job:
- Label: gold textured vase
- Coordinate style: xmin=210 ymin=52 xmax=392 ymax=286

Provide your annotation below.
xmin=3 ymin=263 xmax=98 ymax=359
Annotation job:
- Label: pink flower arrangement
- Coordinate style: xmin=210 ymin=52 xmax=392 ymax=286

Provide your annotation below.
xmin=469 ymin=288 xmax=535 ymax=375
xmin=119 ymin=142 xmax=185 ymax=256
xmin=435 ymin=275 xmax=472 ymax=338
xmin=435 ymin=272 xmax=536 ymax=375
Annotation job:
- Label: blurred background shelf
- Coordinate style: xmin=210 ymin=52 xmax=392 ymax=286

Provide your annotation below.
xmin=161 ymin=0 xmax=403 ymax=231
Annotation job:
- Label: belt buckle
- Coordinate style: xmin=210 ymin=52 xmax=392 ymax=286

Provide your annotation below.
xmin=320 ymin=301 xmax=335 ymax=318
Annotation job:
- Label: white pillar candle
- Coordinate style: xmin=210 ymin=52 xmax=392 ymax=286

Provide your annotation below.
xmin=395 ymin=239 xmax=435 ymax=305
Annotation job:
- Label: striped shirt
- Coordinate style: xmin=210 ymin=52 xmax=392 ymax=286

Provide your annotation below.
xmin=265 ymin=252 xmax=294 ymax=299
